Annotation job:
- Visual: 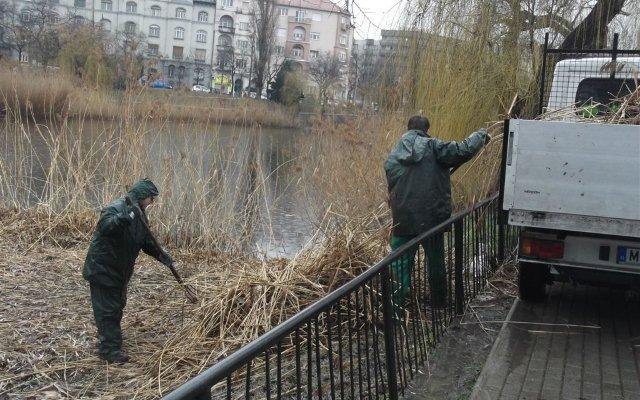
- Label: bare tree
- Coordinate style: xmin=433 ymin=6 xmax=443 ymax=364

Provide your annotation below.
xmin=23 ymin=0 xmax=67 ymax=67
xmin=307 ymin=52 xmax=344 ymax=115
xmin=250 ymin=0 xmax=276 ymax=98
xmin=217 ymin=44 xmax=237 ymax=95
xmin=0 ymin=1 xmax=32 ymax=62
xmin=113 ymin=30 xmax=147 ymax=89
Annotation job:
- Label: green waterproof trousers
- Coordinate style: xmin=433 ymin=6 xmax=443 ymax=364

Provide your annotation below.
xmin=390 ymin=233 xmax=447 ymax=308
xmin=90 ymin=283 xmax=127 ymax=358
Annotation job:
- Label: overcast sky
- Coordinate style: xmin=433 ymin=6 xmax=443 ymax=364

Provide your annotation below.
xmin=348 ymin=0 xmax=405 ymax=40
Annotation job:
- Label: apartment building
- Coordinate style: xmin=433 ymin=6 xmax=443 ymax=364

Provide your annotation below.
xmin=5 ymin=0 xmax=352 ymax=95
xmin=209 ymin=0 xmax=353 ymax=96
xmin=5 ymin=0 xmax=218 ymax=86
xmin=211 ymin=0 xmax=253 ymax=94
xmin=272 ymin=0 xmax=352 ymax=99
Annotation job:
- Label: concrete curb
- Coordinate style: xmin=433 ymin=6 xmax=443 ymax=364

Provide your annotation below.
xmin=468 ymin=297 xmax=520 ymax=400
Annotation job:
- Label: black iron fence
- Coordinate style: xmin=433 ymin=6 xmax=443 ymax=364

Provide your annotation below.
xmin=539 ymin=32 xmax=640 ymax=116
xmin=162 ymin=193 xmax=517 ymax=400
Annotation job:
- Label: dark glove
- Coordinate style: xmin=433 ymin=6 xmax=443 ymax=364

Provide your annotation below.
xmin=160 ymin=251 xmax=174 ymax=267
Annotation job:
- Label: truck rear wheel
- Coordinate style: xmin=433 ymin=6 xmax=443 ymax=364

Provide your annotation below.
xmin=518 ymin=262 xmax=549 ymax=302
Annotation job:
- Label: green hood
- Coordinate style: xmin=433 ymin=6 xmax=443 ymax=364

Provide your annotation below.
xmin=127 ymin=179 xmax=159 ymax=201
xmin=394 ymin=129 xmax=430 ymax=166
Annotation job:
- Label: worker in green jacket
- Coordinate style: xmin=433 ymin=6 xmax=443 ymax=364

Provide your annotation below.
xmin=83 ymin=179 xmax=174 ymax=363
xmin=384 ymin=116 xmax=489 ymax=309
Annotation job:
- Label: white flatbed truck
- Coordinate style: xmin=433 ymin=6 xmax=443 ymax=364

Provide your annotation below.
xmin=501 ymin=56 xmax=640 ymax=301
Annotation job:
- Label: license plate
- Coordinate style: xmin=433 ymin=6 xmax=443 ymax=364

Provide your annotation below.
xmin=617 ymin=246 xmax=640 ymax=265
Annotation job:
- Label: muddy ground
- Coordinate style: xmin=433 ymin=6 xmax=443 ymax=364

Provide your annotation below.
xmin=403 ymin=279 xmax=517 ymax=400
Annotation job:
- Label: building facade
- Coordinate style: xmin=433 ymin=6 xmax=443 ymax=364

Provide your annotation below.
xmin=272 ymin=0 xmax=352 ymax=99
xmin=5 ymin=0 xmax=218 ymax=86
xmin=4 ymin=0 xmax=353 ymax=95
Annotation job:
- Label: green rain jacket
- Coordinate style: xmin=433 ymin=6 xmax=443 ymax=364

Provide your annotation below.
xmin=384 ymin=129 xmax=488 ymax=236
xmin=83 ymin=179 xmax=168 ymax=288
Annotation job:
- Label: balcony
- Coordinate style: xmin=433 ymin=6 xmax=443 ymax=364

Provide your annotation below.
xmin=216 ymin=44 xmax=233 ymax=51
xmin=218 ymin=25 xmax=235 ymax=34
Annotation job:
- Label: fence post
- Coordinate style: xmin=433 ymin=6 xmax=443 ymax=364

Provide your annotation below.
xmin=538 ymin=32 xmax=550 ymax=116
xmin=611 ymin=33 xmax=619 ymax=79
xmin=454 ymin=220 xmax=464 ymax=315
xmin=381 ymin=266 xmax=399 ymax=400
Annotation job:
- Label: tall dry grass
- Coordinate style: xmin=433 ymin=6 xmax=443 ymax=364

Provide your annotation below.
xmin=0 ymin=69 xmax=73 ymax=121
xmin=0 ymin=68 xmax=298 ymax=128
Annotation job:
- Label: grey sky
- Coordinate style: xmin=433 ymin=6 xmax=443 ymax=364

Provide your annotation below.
xmin=348 ymin=0 xmax=405 ymax=40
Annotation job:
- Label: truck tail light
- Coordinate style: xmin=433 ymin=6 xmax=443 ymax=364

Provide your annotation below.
xmin=521 ymin=237 xmax=564 ymax=259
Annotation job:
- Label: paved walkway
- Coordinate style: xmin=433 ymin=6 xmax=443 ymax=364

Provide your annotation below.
xmin=471 ymin=283 xmax=640 ymax=400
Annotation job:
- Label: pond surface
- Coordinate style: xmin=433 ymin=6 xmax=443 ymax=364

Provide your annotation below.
xmin=0 ymin=119 xmax=321 ymax=257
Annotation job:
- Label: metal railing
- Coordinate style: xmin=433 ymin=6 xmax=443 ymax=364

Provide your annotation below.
xmin=163 ymin=193 xmax=517 ymax=400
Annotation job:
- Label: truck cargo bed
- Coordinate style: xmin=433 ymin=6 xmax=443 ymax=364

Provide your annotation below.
xmin=502 ymin=119 xmax=640 ymax=238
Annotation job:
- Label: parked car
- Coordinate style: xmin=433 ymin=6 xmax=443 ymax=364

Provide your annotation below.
xmin=192 ymin=84 xmax=211 ymax=93
xmin=151 ymin=81 xmax=173 ymax=89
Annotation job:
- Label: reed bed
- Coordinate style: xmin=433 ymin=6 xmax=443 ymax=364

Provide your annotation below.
xmin=0 ymin=69 xmax=297 ymax=128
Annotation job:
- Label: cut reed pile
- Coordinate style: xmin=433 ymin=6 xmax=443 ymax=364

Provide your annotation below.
xmin=539 ymin=86 xmax=640 ymax=124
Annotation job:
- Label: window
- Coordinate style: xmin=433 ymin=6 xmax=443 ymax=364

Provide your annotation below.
xmin=220 ymin=15 xmax=234 ymax=28
xmin=198 ymin=11 xmax=208 ymax=22
xmin=168 ymin=65 xmax=175 ymax=78
xmin=124 ymin=21 xmax=136 ymax=33
xmin=20 ymin=11 xmax=30 ymax=22
xmin=312 ymin=13 xmax=321 ymax=21
xmin=126 ymin=1 xmax=136 ymax=13
xmin=175 ymin=7 xmax=186 ymax=18
xmin=239 ymin=22 xmax=248 ymax=31
xmin=310 ymin=32 xmax=319 ymax=40
xmin=279 ymin=7 xmax=287 ymax=16
xmin=196 ymin=30 xmax=207 ymax=42
xmin=575 ymin=78 xmax=638 ymax=117
xmin=20 ymin=52 xmax=28 ymax=63
xmin=100 ymin=18 xmax=111 ymax=31
xmin=101 ymin=0 xmax=112 ymax=10
xmin=178 ymin=66 xmax=185 ymax=79
xmin=295 ymin=10 xmax=304 ymax=22
xmin=222 ymin=0 xmax=233 ymax=6
xmin=291 ymin=45 xmax=303 ymax=58
xmin=149 ymin=24 xmax=160 ymax=37
xmin=219 ymin=34 xmax=231 ymax=47
xmin=74 ymin=0 xmax=85 ymax=7
xmin=276 ymin=28 xmax=287 ymax=38
xmin=293 ymin=27 xmax=305 ymax=41
xmin=147 ymin=44 xmax=159 ymax=55
xmin=340 ymin=34 xmax=347 ymax=45
xmin=338 ymin=51 xmax=346 ymax=62
xmin=310 ymin=50 xmax=318 ymax=59
xmin=174 ymin=26 xmax=184 ymax=39
xmin=275 ymin=45 xmax=283 ymax=55
xmin=237 ymin=40 xmax=248 ymax=49
xmin=150 ymin=5 xmax=160 ymax=16
xmin=72 ymin=15 xmax=85 ymax=25
xmin=195 ymin=48 xmax=206 ymax=61
xmin=172 ymin=46 xmax=183 ymax=59
xmin=235 ymin=58 xmax=246 ymax=69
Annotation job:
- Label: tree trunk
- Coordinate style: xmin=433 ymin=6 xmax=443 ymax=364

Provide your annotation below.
xmin=560 ymin=0 xmax=626 ymax=49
